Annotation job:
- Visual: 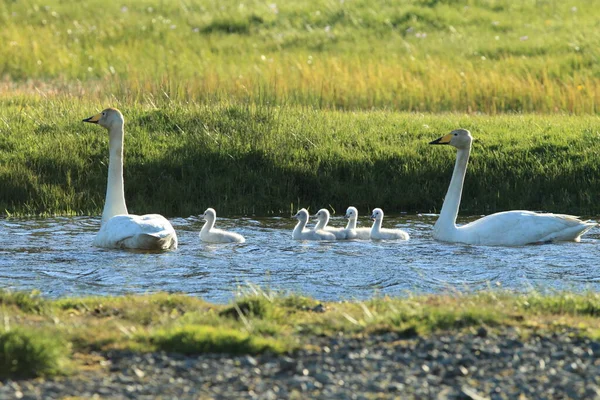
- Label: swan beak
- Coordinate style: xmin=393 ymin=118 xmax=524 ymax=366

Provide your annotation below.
xmin=429 ymin=133 xmax=453 ymax=145
xmin=82 ymin=113 xmax=102 ymax=124
xmin=370 ymin=215 xmax=375 ymax=220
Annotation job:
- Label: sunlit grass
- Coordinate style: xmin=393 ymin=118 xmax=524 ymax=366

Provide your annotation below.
xmin=2 ymin=289 xmax=600 ymax=379
xmin=0 ymin=0 xmax=598 ymax=113
xmin=0 ymin=328 xmax=70 ymax=379
xmin=1 ymin=98 xmax=599 ymax=216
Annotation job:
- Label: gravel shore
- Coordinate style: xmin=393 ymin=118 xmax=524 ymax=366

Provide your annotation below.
xmin=2 ymin=327 xmax=599 ymax=399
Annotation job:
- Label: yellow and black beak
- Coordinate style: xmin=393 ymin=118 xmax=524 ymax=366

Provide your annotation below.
xmin=429 ymin=133 xmax=453 ymax=145
xmin=82 ymin=113 xmax=102 ymax=124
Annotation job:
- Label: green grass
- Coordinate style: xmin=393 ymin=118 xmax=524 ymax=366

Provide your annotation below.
xmin=1 ymin=0 xmax=599 ymax=216
xmin=0 ymin=328 xmax=70 ymax=379
xmin=1 ymin=100 xmax=599 ymax=216
xmin=148 ymin=325 xmax=286 ymax=355
xmin=2 ymin=289 xmax=600 ymax=379
xmin=0 ymin=0 xmax=599 ymax=113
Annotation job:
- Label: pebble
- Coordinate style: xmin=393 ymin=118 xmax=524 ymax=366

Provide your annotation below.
xmin=0 ymin=327 xmax=598 ymax=399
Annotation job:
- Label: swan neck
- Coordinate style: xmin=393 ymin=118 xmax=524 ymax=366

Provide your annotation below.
xmin=346 ymin=218 xmax=357 ymax=230
xmin=371 ymin=219 xmax=382 ymax=232
xmin=201 ymin=218 xmax=215 ymax=232
xmin=437 ymin=145 xmax=470 ymax=229
xmin=102 ymin=123 xmax=128 ymax=224
xmin=315 ymin=218 xmax=327 ymax=230
xmin=293 ymin=219 xmax=306 ymax=235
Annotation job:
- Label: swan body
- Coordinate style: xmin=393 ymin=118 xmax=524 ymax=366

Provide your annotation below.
xmin=292 ymin=209 xmax=336 ymax=241
xmin=199 ymin=208 xmax=245 ymax=243
xmin=314 ymin=209 xmax=348 ymax=240
xmin=83 ymin=108 xmax=177 ymax=250
xmin=343 ymin=206 xmax=371 ymax=240
xmin=370 ymin=208 xmax=410 ymax=240
xmin=93 ymin=214 xmax=177 ymax=249
xmin=430 ymin=129 xmax=596 ymax=246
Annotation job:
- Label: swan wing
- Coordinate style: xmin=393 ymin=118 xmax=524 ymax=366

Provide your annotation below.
xmin=459 ymin=211 xmax=595 ymax=245
xmin=354 ymin=227 xmax=372 ymax=240
xmin=325 ymin=226 xmax=348 ymax=240
xmin=201 ymin=228 xmax=245 ymax=243
xmin=93 ymin=214 xmax=178 ymax=250
xmin=373 ymin=228 xmax=410 ymax=241
xmin=295 ymin=229 xmax=335 ymax=240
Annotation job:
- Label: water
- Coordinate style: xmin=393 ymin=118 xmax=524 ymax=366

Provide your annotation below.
xmin=1 ymin=215 xmax=599 ymax=303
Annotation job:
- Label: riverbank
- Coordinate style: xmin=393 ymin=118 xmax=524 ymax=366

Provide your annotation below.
xmin=2 ymin=290 xmax=599 ymax=387
xmin=1 ymin=102 xmax=600 ymax=216
xmin=3 ymin=326 xmax=599 ymax=399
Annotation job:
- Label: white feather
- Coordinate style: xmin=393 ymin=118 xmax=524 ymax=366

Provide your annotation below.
xmin=84 ymin=108 xmax=177 ymax=250
xmin=430 ymin=129 xmax=596 ymax=246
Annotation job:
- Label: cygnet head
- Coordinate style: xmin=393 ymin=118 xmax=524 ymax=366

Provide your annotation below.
xmin=83 ymin=108 xmax=124 ymax=131
xmin=429 ymin=128 xmax=472 ymax=150
xmin=371 ymin=208 xmax=384 ymax=221
xmin=201 ymin=208 xmax=217 ymax=221
xmin=345 ymin=206 xmax=358 ymax=219
xmin=294 ymin=208 xmax=309 ymax=221
xmin=315 ymin=208 xmax=330 ymax=222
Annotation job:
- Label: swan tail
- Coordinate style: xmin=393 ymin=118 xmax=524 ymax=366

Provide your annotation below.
xmin=127 ymin=232 xmax=178 ymax=250
xmin=539 ymin=221 xmax=596 ymax=243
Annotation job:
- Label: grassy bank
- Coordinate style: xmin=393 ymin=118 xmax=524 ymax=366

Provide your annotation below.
xmin=1 ymin=99 xmax=599 ymax=216
xmin=1 ymin=289 xmax=600 ymax=379
xmin=1 ymin=0 xmax=599 ymax=113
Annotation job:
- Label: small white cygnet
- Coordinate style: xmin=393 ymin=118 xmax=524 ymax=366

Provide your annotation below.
xmin=370 ymin=208 xmax=409 ymax=241
xmin=292 ymin=208 xmax=336 ymax=241
xmin=199 ymin=208 xmax=245 ymax=243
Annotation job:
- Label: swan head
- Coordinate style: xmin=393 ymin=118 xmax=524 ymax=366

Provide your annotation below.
xmin=370 ymin=208 xmax=384 ymax=221
xmin=200 ymin=208 xmax=217 ymax=221
xmin=83 ymin=108 xmax=124 ymax=130
xmin=293 ymin=208 xmax=309 ymax=222
xmin=314 ymin=208 xmax=330 ymax=223
xmin=345 ymin=206 xmax=358 ymax=219
xmin=429 ymin=129 xmax=472 ymax=149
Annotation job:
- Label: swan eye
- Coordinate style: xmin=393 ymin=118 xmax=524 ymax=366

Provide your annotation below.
xmin=454 ymin=133 xmax=458 ymax=136
xmin=102 ymin=112 xmax=106 ymax=116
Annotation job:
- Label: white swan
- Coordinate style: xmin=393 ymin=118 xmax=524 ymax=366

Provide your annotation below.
xmin=430 ymin=129 xmax=596 ymax=246
xmin=292 ymin=208 xmax=336 ymax=240
xmin=343 ymin=206 xmax=371 ymax=240
xmin=199 ymin=208 xmax=245 ymax=243
xmin=83 ymin=108 xmax=178 ymax=250
xmin=313 ymin=208 xmax=347 ymax=239
xmin=370 ymin=208 xmax=410 ymax=240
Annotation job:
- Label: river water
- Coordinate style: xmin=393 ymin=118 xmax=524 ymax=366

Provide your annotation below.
xmin=1 ymin=215 xmax=599 ymax=303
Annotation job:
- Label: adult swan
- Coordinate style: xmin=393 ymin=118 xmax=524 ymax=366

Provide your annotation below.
xmin=83 ymin=108 xmax=178 ymax=250
xmin=430 ymin=129 xmax=595 ymax=246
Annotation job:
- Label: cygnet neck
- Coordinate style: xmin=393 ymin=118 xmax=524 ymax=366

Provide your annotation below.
xmin=345 ymin=217 xmax=357 ymax=230
xmin=201 ymin=214 xmax=216 ymax=233
xmin=315 ymin=215 xmax=329 ymax=230
xmin=371 ymin=217 xmax=382 ymax=232
xmin=293 ymin=216 xmax=307 ymax=235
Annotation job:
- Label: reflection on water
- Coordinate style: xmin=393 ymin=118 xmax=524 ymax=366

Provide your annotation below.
xmin=0 ymin=215 xmax=599 ymax=303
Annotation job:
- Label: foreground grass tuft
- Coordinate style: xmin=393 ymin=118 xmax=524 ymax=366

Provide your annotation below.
xmin=148 ymin=325 xmax=286 ymax=355
xmin=0 ymin=290 xmax=47 ymax=314
xmin=0 ymin=328 xmax=70 ymax=379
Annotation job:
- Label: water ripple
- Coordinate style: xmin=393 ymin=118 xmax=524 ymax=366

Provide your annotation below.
xmin=0 ymin=215 xmax=598 ymax=302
